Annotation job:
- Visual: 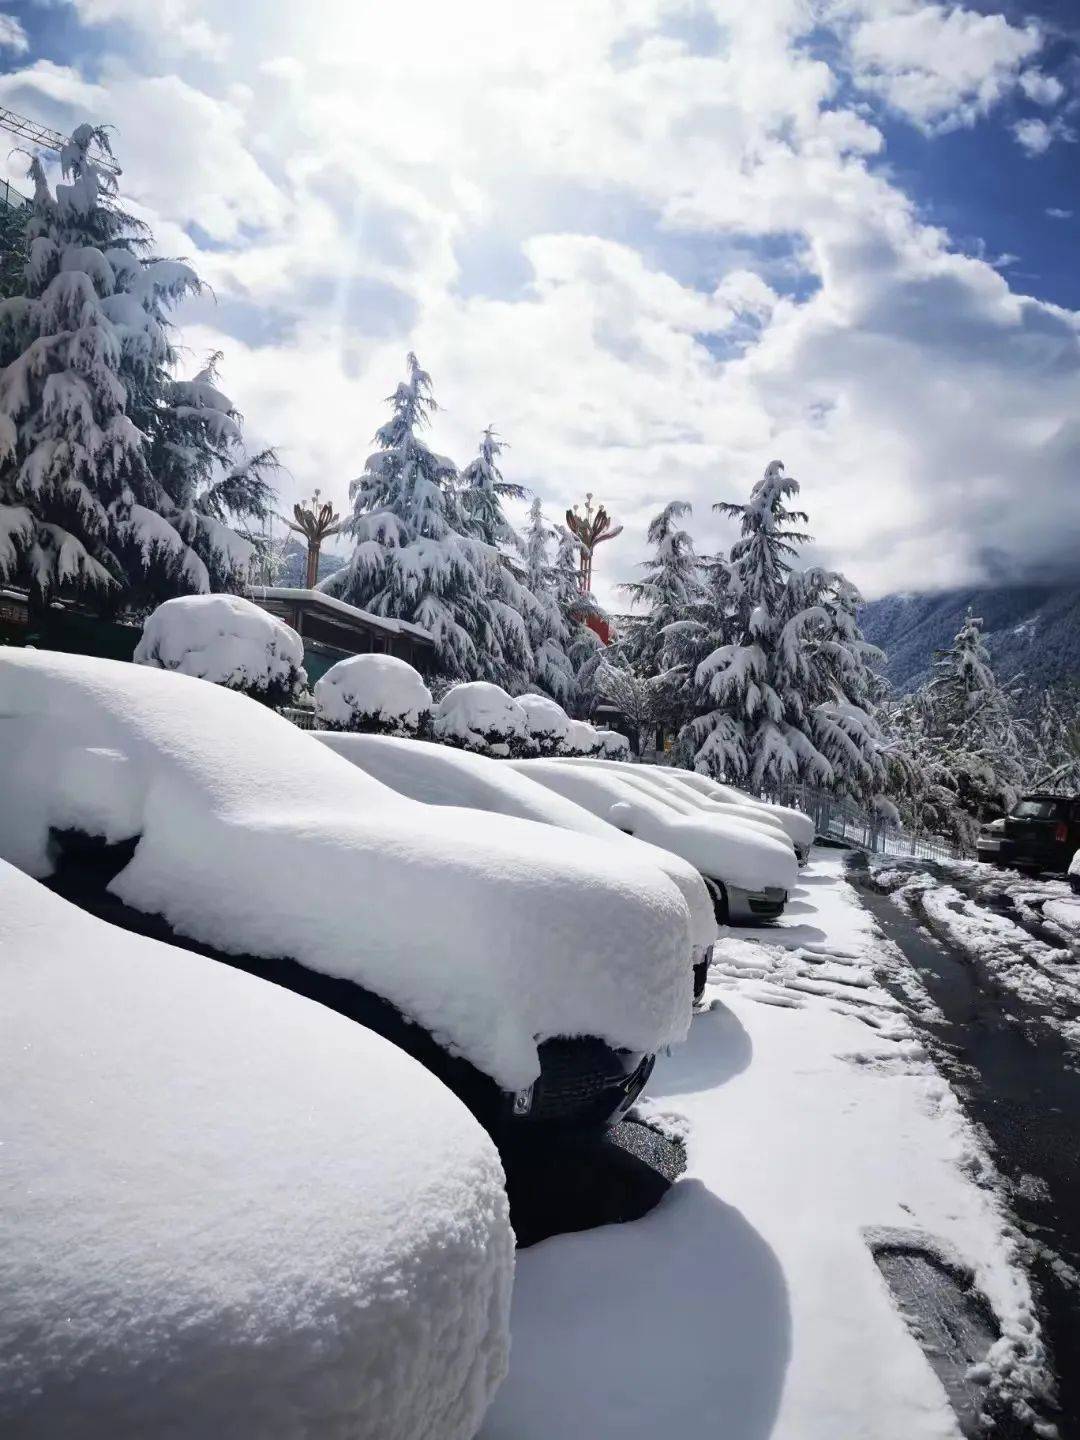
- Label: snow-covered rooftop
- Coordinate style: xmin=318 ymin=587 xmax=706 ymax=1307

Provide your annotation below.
xmin=248 ymin=586 xmax=435 ymax=644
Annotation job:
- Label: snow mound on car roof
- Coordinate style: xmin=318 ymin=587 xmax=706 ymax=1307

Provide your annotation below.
xmin=314 ymin=653 xmax=432 ymax=733
xmin=315 ymin=733 xmax=717 ymax=954
xmin=134 ymin=593 xmax=305 ymax=698
xmin=0 ymin=649 xmax=691 ymax=1090
xmin=512 ymin=759 xmax=798 ymax=894
xmin=0 ymin=862 xmax=513 ymax=1440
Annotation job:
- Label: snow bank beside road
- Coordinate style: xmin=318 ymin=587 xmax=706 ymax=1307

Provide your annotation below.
xmin=485 ymin=850 xmax=1049 ymax=1439
xmin=0 ymin=862 xmax=513 ymax=1440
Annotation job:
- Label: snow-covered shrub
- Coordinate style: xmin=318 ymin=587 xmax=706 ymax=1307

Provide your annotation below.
xmin=314 ymin=653 xmax=433 ymax=736
xmin=434 ymin=681 xmax=529 ymax=757
xmin=596 ymin=728 xmax=631 ymax=759
xmin=134 ymin=593 xmax=305 ymax=708
xmin=561 ymin=718 xmax=603 ymax=757
xmin=516 ymin=693 xmax=571 ymax=756
xmin=0 ymin=861 xmax=514 ymax=1440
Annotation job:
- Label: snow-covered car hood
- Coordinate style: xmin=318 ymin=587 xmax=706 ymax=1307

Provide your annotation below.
xmin=0 ymin=649 xmax=692 ymax=1091
xmin=511 ymin=760 xmax=798 ymax=894
xmin=315 ymin=732 xmax=718 ymax=954
xmin=0 ymin=861 xmax=513 ymax=1440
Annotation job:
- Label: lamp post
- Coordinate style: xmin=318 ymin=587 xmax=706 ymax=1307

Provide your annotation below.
xmin=285 ymin=489 xmax=343 ymax=590
xmin=565 ymin=493 xmax=623 ymax=594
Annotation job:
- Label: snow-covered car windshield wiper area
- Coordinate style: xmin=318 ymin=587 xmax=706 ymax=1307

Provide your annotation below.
xmin=0 ymin=649 xmax=693 ymax=1135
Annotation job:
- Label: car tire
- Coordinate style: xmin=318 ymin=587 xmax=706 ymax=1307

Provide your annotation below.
xmin=1071 ymin=876 xmax=1080 ymax=896
xmin=704 ymin=878 xmax=728 ymax=927
xmin=692 ymin=957 xmax=709 ymax=1004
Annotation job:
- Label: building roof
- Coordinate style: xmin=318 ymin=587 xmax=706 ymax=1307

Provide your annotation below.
xmin=246 ymin=587 xmax=435 ymax=646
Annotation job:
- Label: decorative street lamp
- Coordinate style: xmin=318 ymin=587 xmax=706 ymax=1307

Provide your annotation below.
xmin=565 ymin=493 xmax=623 ymax=594
xmin=285 ymin=489 xmax=343 ymax=590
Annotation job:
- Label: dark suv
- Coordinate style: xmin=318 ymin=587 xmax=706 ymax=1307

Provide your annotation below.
xmin=996 ymin=793 xmax=1080 ymax=876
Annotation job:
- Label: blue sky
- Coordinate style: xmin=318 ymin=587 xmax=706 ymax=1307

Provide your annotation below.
xmin=0 ymin=0 xmax=1077 ymax=605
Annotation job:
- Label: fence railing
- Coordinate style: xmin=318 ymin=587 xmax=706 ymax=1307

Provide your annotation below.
xmin=772 ymin=783 xmax=961 ymax=862
xmin=281 ymin=706 xmax=317 ymax=731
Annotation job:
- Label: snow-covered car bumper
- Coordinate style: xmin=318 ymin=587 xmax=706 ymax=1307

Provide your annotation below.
xmin=727 ymin=883 xmax=788 ymax=924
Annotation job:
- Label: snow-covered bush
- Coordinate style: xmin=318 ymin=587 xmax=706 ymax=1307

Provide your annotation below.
xmin=0 ymin=861 xmax=514 ymax=1440
xmin=134 ymin=593 xmax=305 ymax=708
xmin=516 ymin=693 xmax=571 ymax=756
xmin=561 ymin=718 xmax=603 ymax=757
xmin=314 ymin=653 xmax=433 ymax=736
xmin=434 ymin=681 xmax=529 ymax=757
xmin=596 ymin=728 xmax=631 ymax=759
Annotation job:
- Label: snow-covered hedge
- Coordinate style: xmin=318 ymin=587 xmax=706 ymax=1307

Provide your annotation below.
xmin=0 ymin=860 xmax=514 ymax=1440
xmin=314 ymin=653 xmax=432 ymax=736
xmin=134 ymin=594 xmax=306 ymax=708
xmin=434 ymin=681 xmax=530 ymax=757
xmin=596 ymin=728 xmax=631 ymax=760
xmin=561 ymin=718 xmax=603 ymax=757
xmin=515 ymin=693 xmax=571 ymax=756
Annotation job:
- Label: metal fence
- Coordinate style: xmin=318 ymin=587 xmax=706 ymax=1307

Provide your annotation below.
xmin=772 ymin=783 xmax=961 ymax=862
xmin=281 ymin=706 xmax=317 ymax=731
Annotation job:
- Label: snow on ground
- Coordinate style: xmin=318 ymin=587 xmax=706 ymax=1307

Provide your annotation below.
xmin=1 ymin=862 xmax=513 ymax=1440
xmin=873 ymin=860 xmax=1080 ymax=1054
xmin=483 ymin=848 xmax=1048 ymax=1440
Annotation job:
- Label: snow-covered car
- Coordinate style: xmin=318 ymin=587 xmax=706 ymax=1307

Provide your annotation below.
xmin=0 ymin=860 xmax=513 ymax=1440
xmin=0 ymin=649 xmax=691 ymax=1142
xmin=1068 ymin=848 xmax=1080 ymax=895
xmin=316 ymin=732 xmax=718 ymax=1000
xmin=660 ymin=768 xmax=815 ymax=861
xmin=976 ymin=816 xmax=1007 ymax=866
xmin=511 ymin=759 xmax=798 ymax=924
xmin=564 ymin=759 xmax=796 ymax=852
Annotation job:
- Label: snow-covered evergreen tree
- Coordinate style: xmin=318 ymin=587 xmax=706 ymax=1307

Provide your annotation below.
xmin=521 ymin=496 xmax=575 ymax=703
xmin=0 ymin=124 xmax=268 ymax=610
xmin=1029 ymin=686 xmax=1080 ymax=791
xmin=460 ymin=426 xmax=524 ymax=549
xmin=141 ymin=352 xmax=277 ymax=598
xmin=921 ymin=610 xmax=1026 ymax=818
xmin=323 ymin=354 xmax=510 ymax=681
xmin=685 ymin=461 xmax=886 ymax=797
xmin=618 ymin=499 xmax=704 ymax=726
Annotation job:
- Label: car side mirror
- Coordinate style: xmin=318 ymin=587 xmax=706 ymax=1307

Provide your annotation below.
xmin=609 ymin=799 xmax=643 ymax=834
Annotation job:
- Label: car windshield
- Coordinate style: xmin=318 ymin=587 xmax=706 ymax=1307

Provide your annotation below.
xmin=1011 ymin=799 xmax=1065 ymax=820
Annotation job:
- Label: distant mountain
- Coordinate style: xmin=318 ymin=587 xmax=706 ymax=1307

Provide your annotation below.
xmin=858 ymin=584 xmax=1080 ymax=694
xmin=270 ymin=538 xmax=347 ymax=589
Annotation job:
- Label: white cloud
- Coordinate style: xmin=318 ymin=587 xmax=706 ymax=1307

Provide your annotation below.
xmin=838 ymin=1 xmax=1041 ymax=133
xmin=1046 ymin=207 xmax=1073 ymax=220
xmin=5 ymin=0 xmax=1079 ymax=605
xmin=1012 ymin=115 xmax=1075 ymax=157
xmin=0 ymin=14 xmax=28 ymax=52
xmin=1019 ymin=68 xmax=1064 ymax=107
xmin=65 ymin=0 xmax=226 ymax=58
